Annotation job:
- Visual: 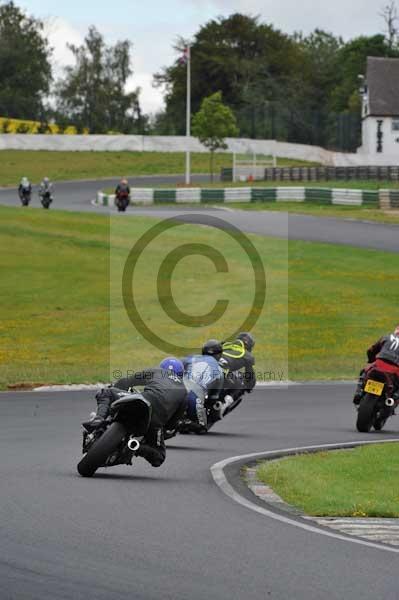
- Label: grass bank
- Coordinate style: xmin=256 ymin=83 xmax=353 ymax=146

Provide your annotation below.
xmin=179 ymin=179 xmax=399 ymax=191
xmin=0 ymin=150 xmax=315 ymax=186
xmin=256 ymin=443 xmax=399 ymax=517
xmin=1 ymin=206 xmax=398 ymax=388
xmin=0 ymin=206 xmax=286 ymax=387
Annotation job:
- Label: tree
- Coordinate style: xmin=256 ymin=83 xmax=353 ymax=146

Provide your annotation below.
xmin=0 ymin=2 xmax=52 ymax=120
xmin=329 ymin=34 xmax=398 ymax=113
xmin=379 ymin=1 xmax=399 ymax=50
xmin=289 ymin=29 xmax=343 ymax=145
xmin=192 ymin=92 xmax=238 ymax=182
xmin=56 ymin=26 xmax=142 ymax=133
xmin=154 ymin=14 xmax=300 ymax=135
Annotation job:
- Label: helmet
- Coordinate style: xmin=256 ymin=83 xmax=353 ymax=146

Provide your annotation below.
xmin=160 ymin=357 xmax=184 ymax=378
xmin=237 ymin=332 xmax=255 ymax=351
xmin=21 ymin=176 xmax=29 ymax=185
xmin=202 ymin=339 xmax=223 ymax=357
xmin=121 ymin=178 xmax=128 ymax=184
xmin=43 ymin=177 xmax=49 ymax=184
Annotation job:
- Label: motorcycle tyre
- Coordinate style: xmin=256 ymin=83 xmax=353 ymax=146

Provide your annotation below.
xmin=77 ymin=421 xmax=127 ymax=477
xmin=356 ymin=393 xmax=377 ymax=433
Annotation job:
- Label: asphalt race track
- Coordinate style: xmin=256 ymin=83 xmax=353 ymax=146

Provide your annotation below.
xmin=1 ymin=385 xmax=398 ymax=600
xmin=1 ymin=175 xmax=399 ymax=251
xmin=2 ymin=177 xmax=399 ymax=598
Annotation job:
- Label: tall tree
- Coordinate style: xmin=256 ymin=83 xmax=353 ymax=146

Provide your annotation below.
xmin=154 ymin=14 xmax=300 ymax=135
xmin=287 ymin=29 xmax=343 ymax=145
xmin=0 ymin=1 xmax=52 ymax=120
xmin=56 ymin=26 xmax=142 ymax=133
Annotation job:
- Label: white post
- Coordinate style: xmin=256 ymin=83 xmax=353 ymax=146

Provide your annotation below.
xmin=185 ymin=45 xmax=191 ymax=185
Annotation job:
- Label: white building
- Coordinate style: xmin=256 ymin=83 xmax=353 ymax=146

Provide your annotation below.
xmin=359 ymin=57 xmax=399 ymax=157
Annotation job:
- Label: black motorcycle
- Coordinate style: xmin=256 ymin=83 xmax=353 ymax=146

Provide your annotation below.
xmin=40 ymin=190 xmax=53 ymax=209
xmin=356 ymin=366 xmax=398 ymax=432
xmin=115 ymin=191 xmax=130 ymax=212
xmin=165 ymin=385 xmax=246 ymax=439
xmin=77 ymin=392 xmax=152 ymax=477
xmin=19 ymin=189 xmax=31 ymax=206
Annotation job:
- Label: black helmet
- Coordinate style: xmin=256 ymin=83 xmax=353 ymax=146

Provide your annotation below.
xmin=202 ymin=339 xmax=223 ymax=358
xmin=237 ymin=332 xmax=255 ymax=351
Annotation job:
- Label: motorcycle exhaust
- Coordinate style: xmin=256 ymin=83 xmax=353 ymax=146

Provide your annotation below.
xmin=385 ymin=397 xmax=395 ymax=407
xmin=213 ymin=401 xmax=223 ymax=411
xmin=127 ymin=437 xmax=140 ymax=452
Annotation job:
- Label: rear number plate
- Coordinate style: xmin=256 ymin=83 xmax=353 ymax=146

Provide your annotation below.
xmin=365 ymin=379 xmax=384 ymax=396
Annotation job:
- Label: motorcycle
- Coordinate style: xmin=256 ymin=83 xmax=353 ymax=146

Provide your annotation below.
xmin=356 ymin=366 xmax=399 ymax=432
xmin=19 ymin=189 xmax=31 ymax=206
xmin=40 ymin=190 xmax=53 ymax=209
xmin=115 ymin=191 xmax=130 ymax=212
xmin=165 ymin=385 xmax=246 ymax=439
xmin=77 ymin=391 xmax=152 ymax=477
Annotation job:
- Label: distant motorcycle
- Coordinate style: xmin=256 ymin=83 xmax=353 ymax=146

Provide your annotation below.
xmin=115 ymin=191 xmax=130 ymax=212
xmin=77 ymin=391 xmax=151 ymax=477
xmin=356 ymin=366 xmax=398 ymax=432
xmin=40 ymin=190 xmax=53 ymax=209
xmin=19 ymin=188 xmax=31 ymax=206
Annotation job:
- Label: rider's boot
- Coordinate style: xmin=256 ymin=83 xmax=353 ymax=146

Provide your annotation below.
xmin=353 ymin=370 xmax=366 ymax=405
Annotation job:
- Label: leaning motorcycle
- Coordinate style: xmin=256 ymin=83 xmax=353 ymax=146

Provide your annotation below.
xmin=40 ymin=191 xmax=52 ymax=209
xmin=77 ymin=391 xmax=152 ymax=477
xmin=356 ymin=366 xmax=398 ymax=432
xmin=115 ymin=191 xmax=130 ymax=212
xmin=166 ymin=386 xmax=245 ymax=439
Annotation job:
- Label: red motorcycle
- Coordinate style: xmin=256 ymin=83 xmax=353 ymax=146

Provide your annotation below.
xmin=115 ymin=190 xmax=130 ymax=212
xmin=356 ymin=363 xmax=399 ymax=432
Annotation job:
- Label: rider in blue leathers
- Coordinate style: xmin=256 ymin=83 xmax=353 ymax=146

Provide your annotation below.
xmin=182 ymin=340 xmax=225 ymax=432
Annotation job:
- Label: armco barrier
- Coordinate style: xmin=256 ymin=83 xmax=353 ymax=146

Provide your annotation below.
xmin=276 ymin=187 xmax=305 ymax=202
xmin=95 ymin=187 xmax=384 ymax=207
xmin=381 ymin=190 xmax=399 ymax=208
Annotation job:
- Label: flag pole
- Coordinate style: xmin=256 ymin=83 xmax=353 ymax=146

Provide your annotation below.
xmin=185 ymin=45 xmax=191 ymax=185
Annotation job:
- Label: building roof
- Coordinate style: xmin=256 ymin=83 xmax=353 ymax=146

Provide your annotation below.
xmin=367 ymin=56 xmax=399 ymax=116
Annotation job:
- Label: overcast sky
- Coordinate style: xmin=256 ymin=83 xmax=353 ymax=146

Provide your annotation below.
xmin=19 ymin=0 xmax=391 ymax=113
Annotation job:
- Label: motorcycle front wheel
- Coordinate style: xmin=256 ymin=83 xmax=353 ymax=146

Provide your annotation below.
xmin=77 ymin=422 xmax=127 ymax=477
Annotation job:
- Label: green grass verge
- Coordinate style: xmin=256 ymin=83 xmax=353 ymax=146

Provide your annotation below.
xmin=1 ymin=205 xmax=398 ymax=388
xmin=0 ymin=150 xmax=317 ymax=186
xmin=256 ymin=443 xmax=399 ymax=517
xmin=177 ymin=179 xmax=399 ymax=190
xmin=0 ymin=205 xmax=286 ymax=387
xmin=0 ymin=207 xmax=109 ymax=387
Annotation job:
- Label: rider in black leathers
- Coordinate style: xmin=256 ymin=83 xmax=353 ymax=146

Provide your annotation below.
xmin=218 ymin=332 xmax=256 ymax=413
xmin=91 ymin=360 xmax=187 ymax=467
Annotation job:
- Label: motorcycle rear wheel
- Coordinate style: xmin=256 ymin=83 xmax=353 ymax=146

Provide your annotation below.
xmin=77 ymin=422 xmax=127 ymax=477
xmin=356 ymin=393 xmax=377 ymax=433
